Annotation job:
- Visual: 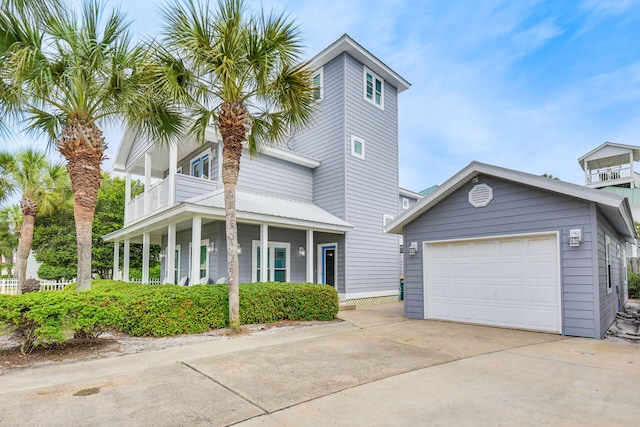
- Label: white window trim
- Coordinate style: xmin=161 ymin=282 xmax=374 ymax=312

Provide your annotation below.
xmin=176 ymin=166 xmax=182 ymax=174
xmin=402 ymin=198 xmax=409 ymax=210
xmin=190 ymin=150 xmax=212 ymax=179
xmin=251 ymin=240 xmax=291 ymax=282
xmin=383 ymin=214 xmax=394 ymax=230
xmin=165 ymin=244 xmax=181 ymax=283
xmin=351 ymin=134 xmax=365 ymax=159
xmin=312 ymin=67 xmax=323 ymax=102
xmin=188 ymin=239 xmax=210 ymax=281
xmin=363 ymin=66 xmax=384 ymax=110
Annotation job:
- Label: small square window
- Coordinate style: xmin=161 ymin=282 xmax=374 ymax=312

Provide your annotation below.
xmin=402 ymin=198 xmax=409 ymax=210
xmin=363 ymin=67 xmax=384 ymax=109
xmin=351 ymin=135 xmax=365 ymax=159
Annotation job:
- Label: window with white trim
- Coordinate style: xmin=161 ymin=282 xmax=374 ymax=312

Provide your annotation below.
xmin=188 ymin=240 xmax=209 ymax=281
xmin=312 ymin=68 xmax=323 ymax=101
xmin=605 ymin=235 xmax=612 ymax=294
xmin=402 ymin=198 xmax=409 ymax=210
xmin=191 ymin=151 xmax=211 ymax=179
xmin=364 ymin=67 xmax=384 ymax=109
xmin=351 ymin=135 xmax=365 ymax=159
xmin=252 ymin=241 xmax=291 ymax=282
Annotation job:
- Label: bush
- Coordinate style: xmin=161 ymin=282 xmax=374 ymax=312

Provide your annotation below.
xmin=629 ymin=272 xmax=640 ymax=299
xmin=128 ymin=265 xmax=161 ymax=281
xmin=38 ymin=264 xmax=77 ymax=281
xmin=0 ymin=280 xmax=338 ymax=351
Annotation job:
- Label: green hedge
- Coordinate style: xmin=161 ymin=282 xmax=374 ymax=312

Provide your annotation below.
xmin=0 ymin=280 xmax=338 ymax=352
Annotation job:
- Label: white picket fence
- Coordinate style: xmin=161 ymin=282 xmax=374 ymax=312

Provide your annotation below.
xmin=0 ymin=279 xmax=75 ymax=295
xmin=129 ymin=278 xmax=163 ymax=285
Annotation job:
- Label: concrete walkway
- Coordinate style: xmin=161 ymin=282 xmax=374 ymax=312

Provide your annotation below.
xmin=1 ymin=303 xmax=639 ymax=426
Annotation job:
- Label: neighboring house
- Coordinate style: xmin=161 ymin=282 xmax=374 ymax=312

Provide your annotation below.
xmin=103 ymin=34 xmax=412 ymax=305
xmin=386 ymin=161 xmax=635 ymax=339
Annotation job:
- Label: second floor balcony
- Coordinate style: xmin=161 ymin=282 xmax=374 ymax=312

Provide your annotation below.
xmin=585 ymin=164 xmax=640 ymax=189
xmin=125 ymin=173 xmax=219 ymax=225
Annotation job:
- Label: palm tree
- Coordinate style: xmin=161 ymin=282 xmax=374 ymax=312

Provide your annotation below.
xmin=0 ymin=149 xmax=69 ymax=291
xmin=0 ymin=0 xmax=184 ymax=290
xmin=157 ymin=0 xmax=316 ymax=330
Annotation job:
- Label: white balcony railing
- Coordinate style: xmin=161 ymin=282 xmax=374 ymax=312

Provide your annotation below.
xmin=587 ymin=165 xmax=632 ymax=186
xmin=125 ymin=174 xmax=218 ymax=225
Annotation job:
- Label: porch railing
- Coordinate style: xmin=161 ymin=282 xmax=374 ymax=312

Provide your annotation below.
xmin=124 ymin=174 xmax=218 ymax=225
xmin=587 ymin=165 xmax=632 ymax=186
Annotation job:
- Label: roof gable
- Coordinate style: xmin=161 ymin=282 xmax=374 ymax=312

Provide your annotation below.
xmin=578 ymin=141 xmax=640 ymax=170
xmin=386 ymin=161 xmax=635 ymax=241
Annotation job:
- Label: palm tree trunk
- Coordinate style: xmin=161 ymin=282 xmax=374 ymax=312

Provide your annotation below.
xmin=57 ymin=119 xmax=105 ymax=291
xmin=15 ymin=211 xmax=35 ymax=293
xmin=220 ymin=101 xmax=248 ymax=332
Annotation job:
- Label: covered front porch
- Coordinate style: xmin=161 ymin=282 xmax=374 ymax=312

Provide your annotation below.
xmin=104 ymin=190 xmax=352 ymax=289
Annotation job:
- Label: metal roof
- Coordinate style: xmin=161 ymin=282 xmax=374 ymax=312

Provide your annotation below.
xmin=187 ymin=190 xmax=353 ymax=231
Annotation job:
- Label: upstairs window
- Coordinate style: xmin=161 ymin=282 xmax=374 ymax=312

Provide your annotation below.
xmin=191 ymin=152 xmax=211 ymax=179
xmin=402 ymin=198 xmax=409 ymax=210
xmin=351 ymin=135 xmax=365 ymax=159
xmin=364 ymin=67 xmax=384 ymax=109
xmin=312 ymin=68 xmax=323 ymax=101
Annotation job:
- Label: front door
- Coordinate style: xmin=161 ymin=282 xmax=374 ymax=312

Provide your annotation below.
xmin=318 ymin=243 xmax=337 ymax=288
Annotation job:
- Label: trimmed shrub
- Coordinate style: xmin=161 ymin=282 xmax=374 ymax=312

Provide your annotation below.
xmin=0 ymin=280 xmax=338 ymax=350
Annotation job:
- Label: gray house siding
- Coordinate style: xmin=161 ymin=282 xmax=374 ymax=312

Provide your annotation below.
xmin=403 ymin=176 xmax=597 ymax=338
xmin=125 ymin=136 xmax=155 ymax=170
xmin=291 ymin=55 xmax=346 ymax=218
xmin=237 ymin=154 xmax=313 ymax=202
xmin=343 ymin=53 xmax=400 ymax=295
xmin=596 ymin=210 xmax=625 ymax=338
xmin=175 ymin=175 xmax=219 ymax=203
xmin=167 ymin=141 xmax=217 ymax=179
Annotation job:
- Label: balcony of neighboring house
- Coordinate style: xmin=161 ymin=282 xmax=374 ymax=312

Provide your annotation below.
xmin=120 ymin=130 xmax=222 ymax=225
xmin=579 ymin=142 xmax=640 ymax=190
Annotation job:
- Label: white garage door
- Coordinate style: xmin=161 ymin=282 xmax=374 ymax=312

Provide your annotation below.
xmin=424 ymin=233 xmax=560 ymax=333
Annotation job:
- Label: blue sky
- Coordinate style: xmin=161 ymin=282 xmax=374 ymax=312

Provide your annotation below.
xmin=21 ymin=0 xmax=640 ymax=191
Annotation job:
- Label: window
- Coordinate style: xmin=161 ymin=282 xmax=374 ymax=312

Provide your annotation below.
xmin=188 ymin=240 xmax=209 ymax=281
xmin=605 ymin=235 xmax=612 ymax=294
xmin=312 ymin=68 xmax=323 ymax=101
xmin=363 ymin=67 xmax=384 ymax=109
xmin=351 ymin=135 xmax=365 ymax=159
xmin=383 ymin=214 xmax=394 ymax=229
xmin=164 ymin=245 xmax=181 ymax=284
xmin=402 ymin=198 xmax=409 ymax=210
xmin=191 ymin=151 xmax=211 ymax=179
xmin=252 ymin=241 xmax=290 ymax=282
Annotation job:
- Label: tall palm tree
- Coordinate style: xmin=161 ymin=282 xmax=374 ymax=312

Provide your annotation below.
xmin=157 ymin=0 xmax=316 ymax=330
xmin=0 ymin=0 xmax=184 ymax=290
xmin=0 ymin=149 xmax=69 ymax=291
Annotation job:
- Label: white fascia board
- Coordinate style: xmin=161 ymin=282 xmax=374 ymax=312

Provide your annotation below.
xmin=113 ymin=127 xmax=137 ymax=172
xmin=308 ymin=34 xmax=410 ymax=93
xmin=261 ymin=146 xmax=320 ymax=168
xmin=399 ymin=187 xmax=424 ymax=199
xmin=385 ymin=160 xmax=635 ymax=236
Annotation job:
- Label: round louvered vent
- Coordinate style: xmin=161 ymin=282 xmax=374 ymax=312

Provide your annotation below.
xmin=468 ymin=183 xmax=493 ymax=208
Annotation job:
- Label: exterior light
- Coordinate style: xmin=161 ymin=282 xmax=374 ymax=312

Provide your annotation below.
xmin=237 ymin=244 xmax=242 ymax=255
xmin=299 ymin=246 xmax=306 ymax=256
xmin=208 ymin=241 xmax=216 ymax=253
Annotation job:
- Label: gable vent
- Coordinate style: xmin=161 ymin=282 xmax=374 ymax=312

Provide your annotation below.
xmin=468 ymin=183 xmax=493 ymax=208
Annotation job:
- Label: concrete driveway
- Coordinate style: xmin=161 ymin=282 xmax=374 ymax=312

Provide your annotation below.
xmin=1 ymin=303 xmax=639 ymax=426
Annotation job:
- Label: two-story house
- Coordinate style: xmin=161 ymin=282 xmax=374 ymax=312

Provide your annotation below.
xmin=104 ymin=34 xmax=413 ymax=305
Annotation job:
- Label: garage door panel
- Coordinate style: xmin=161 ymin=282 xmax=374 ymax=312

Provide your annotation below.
xmin=425 ymin=234 xmax=560 ymax=333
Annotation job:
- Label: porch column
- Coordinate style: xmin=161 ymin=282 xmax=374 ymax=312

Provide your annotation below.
xmin=168 ymin=144 xmax=177 ymax=205
xmin=191 ymin=216 xmax=202 ymax=284
xmin=260 ymin=224 xmax=268 ymax=282
xmin=306 ymin=229 xmax=314 ymax=283
xmin=123 ymin=239 xmax=130 ymax=282
xmin=142 ymin=232 xmax=150 ymax=283
xmin=144 ymin=152 xmax=152 ymax=215
xmin=125 ymin=172 xmax=132 ymax=223
xmin=113 ymin=241 xmax=120 ymax=280
xmin=166 ymin=223 xmax=176 ymax=284
xmin=630 ymin=152 xmax=635 ymax=188
xmin=583 ymin=160 xmax=589 ymax=185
